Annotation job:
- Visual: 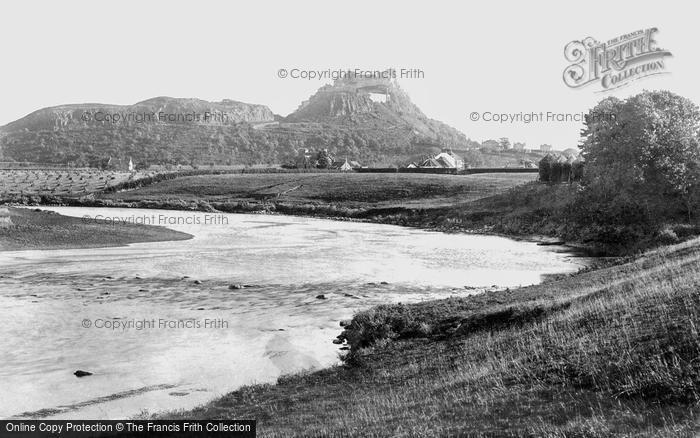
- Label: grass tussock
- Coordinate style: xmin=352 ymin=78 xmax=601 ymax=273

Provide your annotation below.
xmin=161 ymin=238 xmax=700 ymax=437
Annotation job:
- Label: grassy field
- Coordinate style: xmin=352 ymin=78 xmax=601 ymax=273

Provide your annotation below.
xmin=100 ymin=172 xmax=537 ymax=208
xmin=0 ymin=207 xmax=191 ymax=251
xmin=161 ymin=238 xmax=700 ymax=437
xmin=1 ymin=170 xmax=546 ymax=243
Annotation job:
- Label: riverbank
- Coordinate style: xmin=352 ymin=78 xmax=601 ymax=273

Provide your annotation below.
xmin=161 ymin=237 xmax=700 ymax=437
xmin=0 ymin=207 xmax=192 ymax=251
xmin=0 ymin=173 xmax=596 ymax=254
xmin=6 ymin=171 xmax=689 ymax=256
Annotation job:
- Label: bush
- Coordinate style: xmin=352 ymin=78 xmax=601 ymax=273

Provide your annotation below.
xmin=656 ymin=227 xmax=680 ymax=245
xmin=339 ymin=304 xmax=428 ymax=351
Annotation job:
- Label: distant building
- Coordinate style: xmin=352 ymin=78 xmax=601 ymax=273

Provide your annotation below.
xmin=419 ymin=157 xmax=442 ymax=168
xmin=512 ymin=142 xmax=526 ymax=151
xmin=539 ymin=144 xmax=553 ymax=152
xmin=433 ymin=150 xmax=463 ymax=169
xmin=436 ymin=156 xmax=452 ymax=168
xmin=331 ymin=159 xmax=354 ymax=171
xmin=417 ymin=150 xmax=463 ymax=169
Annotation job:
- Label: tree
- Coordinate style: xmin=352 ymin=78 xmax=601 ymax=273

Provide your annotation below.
xmin=580 ymin=90 xmax=700 ymax=223
xmin=316 ymin=149 xmax=333 ymax=169
xmin=480 ymin=139 xmax=500 ymax=152
xmin=498 ymin=137 xmax=511 ymax=150
xmin=462 ymin=150 xmax=484 ymax=168
xmin=538 ymin=154 xmax=555 ymax=182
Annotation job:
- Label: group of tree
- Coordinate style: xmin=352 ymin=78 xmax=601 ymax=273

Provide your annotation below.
xmin=284 ymin=149 xmax=337 ymax=169
xmin=565 ymin=90 xmax=700 ymax=247
xmin=315 ymin=149 xmax=334 ymax=168
xmin=538 ymin=154 xmax=584 ymax=183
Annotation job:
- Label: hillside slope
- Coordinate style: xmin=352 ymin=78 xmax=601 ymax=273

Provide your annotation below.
xmin=0 ymin=97 xmax=280 ymax=166
xmin=282 ymin=76 xmax=468 ymax=150
xmin=0 ymin=77 xmax=471 ymax=167
xmin=0 ymin=97 xmax=275 ymax=132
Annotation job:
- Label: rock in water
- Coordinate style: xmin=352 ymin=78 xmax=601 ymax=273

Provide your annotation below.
xmin=228 ymin=284 xmax=244 ymax=290
xmin=315 ymin=294 xmax=327 ymax=300
xmin=73 ymin=370 xmax=93 ymax=377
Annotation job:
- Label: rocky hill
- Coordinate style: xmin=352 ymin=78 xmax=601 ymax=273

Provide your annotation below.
xmin=0 ymin=79 xmax=470 ymax=167
xmin=1 ymin=97 xmax=275 ymax=132
xmin=282 ymin=76 xmax=468 ymax=150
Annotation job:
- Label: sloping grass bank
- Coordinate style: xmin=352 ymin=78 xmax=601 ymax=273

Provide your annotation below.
xmin=163 ymin=238 xmax=700 ymax=437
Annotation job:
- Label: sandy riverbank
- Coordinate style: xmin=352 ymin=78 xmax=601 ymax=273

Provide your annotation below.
xmin=0 ymin=207 xmax=192 ymax=251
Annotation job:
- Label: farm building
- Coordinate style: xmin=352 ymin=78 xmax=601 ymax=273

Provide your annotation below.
xmin=419 ymin=158 xmax=443 ymax=168
xmin=417 ymin=150 xmax=464 ymax=169
xmin=433 ymin=150 xmax=463 ymax=169
xmin=331 ymin=159 xmax=354 ymax=171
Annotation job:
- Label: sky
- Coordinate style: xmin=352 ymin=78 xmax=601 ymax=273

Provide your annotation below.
xmin=0 ymin=0 xmax=696 ymax=149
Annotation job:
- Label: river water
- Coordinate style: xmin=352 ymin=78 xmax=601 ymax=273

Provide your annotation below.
xmin=0 ymin=207 xmax=586 ymax=419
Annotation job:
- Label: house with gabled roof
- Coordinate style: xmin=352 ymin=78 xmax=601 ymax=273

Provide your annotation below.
xmin=433 ymin=150 xmax=463 ymax=169
xmin=419 ymin=157 xmax=442 ymax=168
xmin=331 ymin=158 xmax=354 ymax=171
xmin=416 ymin=149 xmax=464 ymax=169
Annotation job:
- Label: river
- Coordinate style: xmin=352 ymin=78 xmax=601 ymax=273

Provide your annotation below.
xmin=0 ymin=207 xmax=586 ymax=419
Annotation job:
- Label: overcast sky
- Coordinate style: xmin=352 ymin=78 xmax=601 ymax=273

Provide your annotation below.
xmin=0 ymin=0 xmax=695 ymax=148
